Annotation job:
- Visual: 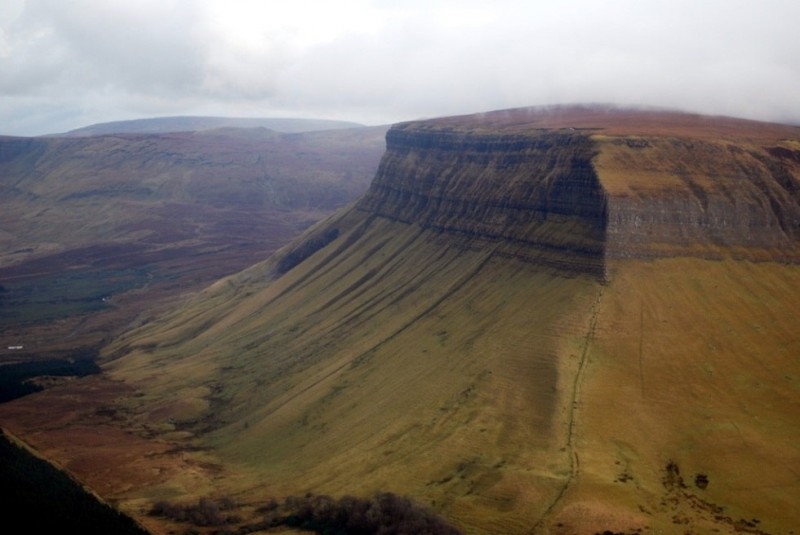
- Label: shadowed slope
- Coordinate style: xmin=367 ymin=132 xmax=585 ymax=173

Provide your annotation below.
xmin=359 ymin=127 xmax=607 ymax=274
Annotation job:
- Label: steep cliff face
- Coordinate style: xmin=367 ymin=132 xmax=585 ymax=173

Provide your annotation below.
xmin=351 ymin=109 xmax=800 ymax=269
xmin=597 ymin=136 xmax=800 ymax=261
xmin=357 ymin=127 xmax=607 ymax=274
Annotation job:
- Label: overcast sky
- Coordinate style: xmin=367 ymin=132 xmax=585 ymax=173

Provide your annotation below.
xmin=1 ymin=0 xmax=799 ymax=135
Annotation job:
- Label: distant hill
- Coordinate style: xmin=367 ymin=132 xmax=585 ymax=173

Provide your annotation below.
xmin=56 ymin=116 xmax=364 ymax=137
xmin=0 ymin=124 xmax=387 ymax=352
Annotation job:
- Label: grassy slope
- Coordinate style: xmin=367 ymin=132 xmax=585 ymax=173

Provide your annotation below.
xmin=107 ymin=212 xmax=602 ymax=534
xmin=79 ymin=113 xmax=800 ymax=533
xmin=110 ymin=219 xmax=800 ymax=534
xmin=1 ymin=126 xmax=387 ymax=264
xmin=558 ymin=258 xmax=800 ymax=534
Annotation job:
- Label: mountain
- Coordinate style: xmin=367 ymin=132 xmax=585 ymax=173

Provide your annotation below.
xmin=0 ymin=124 xmax=387 ymax=353
xmin=57 ymin=116 xmax=364 ymax=137
xmin=2 ymin=106 xmax=798 ymax=534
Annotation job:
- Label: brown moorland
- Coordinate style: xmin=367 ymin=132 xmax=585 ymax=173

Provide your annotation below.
xmin=0 ymin=123 xmax=387 ymax=354
xmin=1 ymin=106 xmax=798 ymax=534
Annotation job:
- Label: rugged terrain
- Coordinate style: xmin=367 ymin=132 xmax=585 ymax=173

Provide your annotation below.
xmin=1 ymin=106 xmax=798 ymax=534
xmin=0 ymin=122 xmax=387 ymax=353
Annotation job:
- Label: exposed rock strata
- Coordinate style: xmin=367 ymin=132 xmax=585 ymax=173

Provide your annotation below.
xmin=357 ymin=127 xmax=608 ymax=275
xmin=352 ymin=111 xmax=800 ymax=272
xmin=599 ymin=137 xmax=800 ymax=261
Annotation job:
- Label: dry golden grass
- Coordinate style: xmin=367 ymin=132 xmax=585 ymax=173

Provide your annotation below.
xmin=558 ymin=258 xmax=800 ymax=534
xmin=103 ymin=215 xmax=603 ymax=533
xmin=424 ymin=105 xmax=800 ymax=141
xmin=103 ymin=223 xmax=800 ymax=534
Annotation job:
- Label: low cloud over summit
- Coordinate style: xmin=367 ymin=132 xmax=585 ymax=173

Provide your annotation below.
xmin=2 ymin=0 xmax=799 ymax=135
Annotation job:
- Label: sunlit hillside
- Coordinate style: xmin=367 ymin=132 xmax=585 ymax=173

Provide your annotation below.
xmin=2 ymin=107 xmax=798 ymax=534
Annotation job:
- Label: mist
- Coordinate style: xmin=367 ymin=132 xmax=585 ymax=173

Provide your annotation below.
xmin=1 ymin=0 xmax=798 ymax=135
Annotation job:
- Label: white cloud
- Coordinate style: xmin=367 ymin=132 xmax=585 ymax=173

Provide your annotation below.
xmin=1 ymin=0 xmax=799 ymax=135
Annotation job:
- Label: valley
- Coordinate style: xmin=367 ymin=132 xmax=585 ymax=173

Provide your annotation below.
xmin=1 ymin=106 xmax=798 ymax=534
xmin=0 ymin=122 xmax=387 ymax=354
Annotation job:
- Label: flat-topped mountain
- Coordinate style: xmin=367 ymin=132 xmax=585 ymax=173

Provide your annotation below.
xmin=2 ymin=106 xmax=798 ymax=534
xmin=362 ymin=106 xmax=800 ymax=268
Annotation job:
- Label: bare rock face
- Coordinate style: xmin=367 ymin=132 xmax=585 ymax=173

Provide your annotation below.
xmin=354 ymin=107 xmax=800 ymax=271
xmin=599 ymin=136 xmax=800 ymax=261
xmin=358 ymin=127 xmax=608 ymax=275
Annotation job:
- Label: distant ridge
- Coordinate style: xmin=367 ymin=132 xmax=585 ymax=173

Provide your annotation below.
xmin=56 ymin=116 xmax=364 ymax=137
xmin=0 ymin=121 xmax=387 ymax=351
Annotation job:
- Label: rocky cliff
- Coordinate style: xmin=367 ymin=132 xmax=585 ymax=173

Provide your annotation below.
xmin=598 ymin=135 xmax=800 ymax=261
xmin=357 ymin=127 xmax=607 ymax=274
xmin=350 ymin=107 xmax=800 ymax=273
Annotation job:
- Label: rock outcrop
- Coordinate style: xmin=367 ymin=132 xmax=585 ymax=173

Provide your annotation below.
xmin=358 ymin=127 xmax=607 ymax=274
xmin=351 ymin=106 xmax=800 ymax=274
xmin=598 ymin=136 xmax=800 ymax=261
